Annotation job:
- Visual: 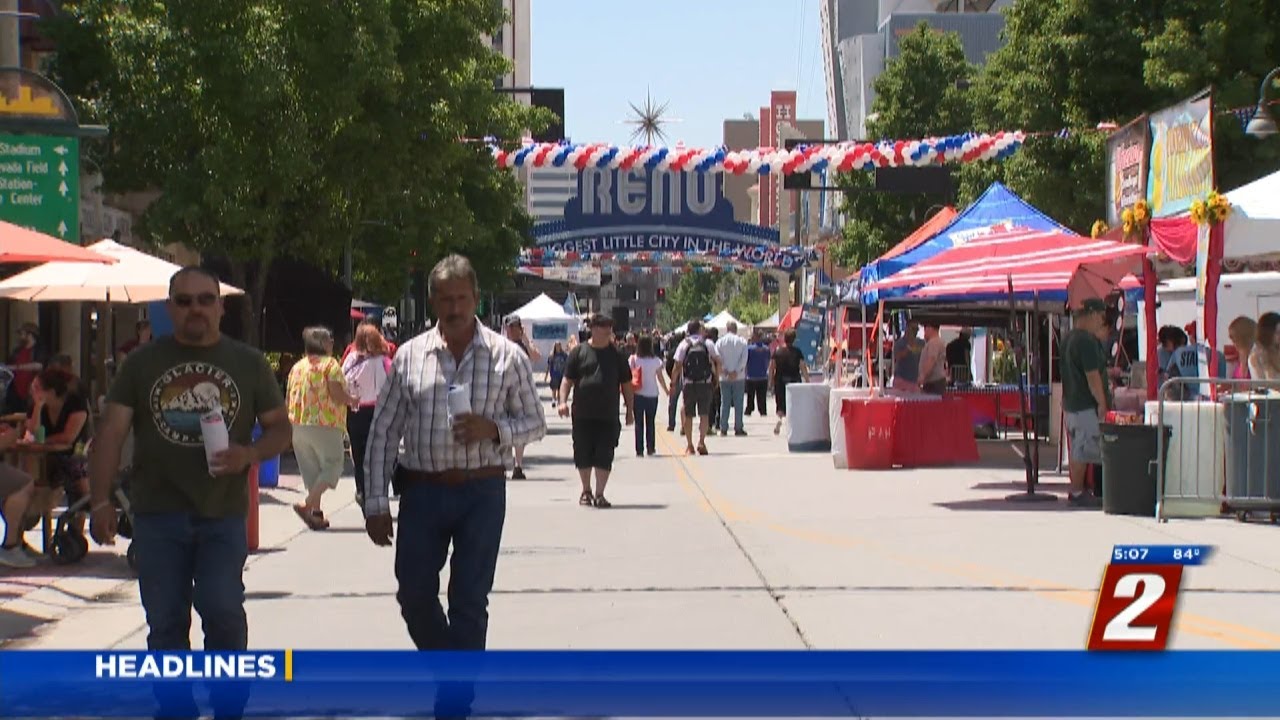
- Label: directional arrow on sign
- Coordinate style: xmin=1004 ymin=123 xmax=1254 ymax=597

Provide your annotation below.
xmin=58 ymin=161 xmax=68 ymax=176
xmin=59 ymin=181 xmax=68 ymax=197
xmin=57 ymin=220 xmax=67 ymax=237
xmin=54 ymin=145 xmax=68 ymax=156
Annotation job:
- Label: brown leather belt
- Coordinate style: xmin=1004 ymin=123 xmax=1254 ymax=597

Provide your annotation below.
xmin=395 ymin=465 xmax=506 ymax=486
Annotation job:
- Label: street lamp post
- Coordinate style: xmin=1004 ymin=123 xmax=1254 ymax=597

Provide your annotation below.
xmin=1245 ymin=66 xmax=1279 ymax=138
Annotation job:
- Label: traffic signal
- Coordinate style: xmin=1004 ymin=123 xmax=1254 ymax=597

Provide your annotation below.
xmin=656 ymin=287 xmax=666 ymax=302
xmin=646 ymin=307 xmax=654 ymax=317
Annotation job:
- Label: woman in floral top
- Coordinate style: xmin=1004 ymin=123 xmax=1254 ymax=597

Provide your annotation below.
xmin=286 ymin=326 xmax=356 ymax=530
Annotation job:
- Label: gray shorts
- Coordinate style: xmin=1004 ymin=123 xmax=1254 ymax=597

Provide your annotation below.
xmin=1066 ymin=409 xmax=1102 ymax=465
xmin=0 ymin=462 xmax=33 ymax=499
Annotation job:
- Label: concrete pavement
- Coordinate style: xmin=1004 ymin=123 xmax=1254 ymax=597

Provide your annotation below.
xmin=3 ymin=387 xmax=1279 ymax=651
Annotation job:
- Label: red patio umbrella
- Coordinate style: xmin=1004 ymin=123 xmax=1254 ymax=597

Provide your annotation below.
xmin=0 ymin=220 xmax=115 ymax=264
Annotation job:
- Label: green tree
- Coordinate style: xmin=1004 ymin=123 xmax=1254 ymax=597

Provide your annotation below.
xmin=969 ymin=0 xmax=1280 ymax=232
xmin=723 ymin=271 xmax=773 ymax=326
xmin=44 ymin=0 xmax=550 ymax=343
xmin=831 ymin=23 xmax=977 ymax=269
xmin=657 ymin=271 xmax=719 ymax=330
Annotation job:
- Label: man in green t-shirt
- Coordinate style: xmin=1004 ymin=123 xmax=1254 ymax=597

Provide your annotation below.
xmin=1060 ymin=297 xmax=1111 ymax=507
xmin=88 ymin=267 xmax=292 ymax=660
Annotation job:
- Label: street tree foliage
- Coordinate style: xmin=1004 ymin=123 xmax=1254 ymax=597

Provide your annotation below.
xmin=830 ymin=24 xmax=976 ymax=269
xmin=44 ymin=0 xmax=551 ymax=344
xmin=972 ymin=0 xmax=1280 ymax=231
xmin=723 ymin=271 xmax=774 ymax=326
xmin=657 ymin=270 xmax=774 ymax=330
xmin=833 ymin=0 xmax=1280 ymax=268
xmin=657 ymin=271 xmax=719 ymax=330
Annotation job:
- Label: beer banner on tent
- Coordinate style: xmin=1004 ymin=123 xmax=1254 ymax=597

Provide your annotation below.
xmin=533 ymin=168 xmax=810 ymax=273
xmin=1147 ymin=90 xmax=1214 ymax=219
xmin=1105 ymin=115 xmax=1149 ymax=227
xmin=518 ymin=266 xmax=602 ymax=286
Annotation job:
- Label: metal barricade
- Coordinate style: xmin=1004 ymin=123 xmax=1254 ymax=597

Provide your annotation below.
xmin=1155 ymin=376 xmax=1280 ymax=523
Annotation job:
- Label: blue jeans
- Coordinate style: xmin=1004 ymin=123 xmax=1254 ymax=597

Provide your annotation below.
xmin=395 ymin=475 xmax=506 ymax=651
xmin=719 ymin=379 xmax=746 ymax=433
xmin=633 ymin=395 xmax=659 ymax=454
xmin=133 ymin=512 xmax=249 ymax=719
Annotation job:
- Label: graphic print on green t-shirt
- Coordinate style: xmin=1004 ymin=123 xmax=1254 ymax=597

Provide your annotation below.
xmin=110 ymin=337 xmax=282 ymax=518
xmin=150 ymin=360 xmax=244 ymax=446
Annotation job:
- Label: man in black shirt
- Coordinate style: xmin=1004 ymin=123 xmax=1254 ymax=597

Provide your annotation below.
xmin=946 ymin=328 xmax=973 ymax=384
xmin=559 ymin=314 xmax=634 ymax=508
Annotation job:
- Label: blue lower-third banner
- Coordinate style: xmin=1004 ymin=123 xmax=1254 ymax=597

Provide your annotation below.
xmin=1 ymin=650 xmax=1278 ymax=717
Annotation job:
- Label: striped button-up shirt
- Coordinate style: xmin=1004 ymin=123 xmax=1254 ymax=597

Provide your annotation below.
xmin=363 ymin=320 xmax=546 ymax=517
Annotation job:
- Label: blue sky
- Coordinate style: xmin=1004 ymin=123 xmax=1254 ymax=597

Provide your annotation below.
xmin=531 ymin=0 xmax=827 ymax=149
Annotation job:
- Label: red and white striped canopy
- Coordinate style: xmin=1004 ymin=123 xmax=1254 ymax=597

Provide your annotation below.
xmin=865 ymin=227 xmax=1151 ymax=300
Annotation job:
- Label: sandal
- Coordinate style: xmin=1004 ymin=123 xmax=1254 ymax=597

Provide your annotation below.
xmin=593 ymin=496 xmax=612 ymax=509
xmin=697 ymin=444 xmax=708 ymax=456
xmin=293 ymin=504 xmax=329 ymax=530
xmin=579 ymin=490 xmax=594 ymax=506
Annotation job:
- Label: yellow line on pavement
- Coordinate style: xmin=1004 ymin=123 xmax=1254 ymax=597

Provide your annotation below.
xmin=654 ymin=427 xmax=1279 ymax=649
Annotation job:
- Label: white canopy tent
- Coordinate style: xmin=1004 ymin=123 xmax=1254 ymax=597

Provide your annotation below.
xmin=1225 ymin=169 xmax=1280 ymax=259
xmin=511 ymin=293 xmax=575 ymax=321
xmin=509 ymin=293 xmax=577 ymax=370
xmin=754 ymin=311 xmax=780 ymax=330
xmin=705 ymin=309 xmax=744 ymax=334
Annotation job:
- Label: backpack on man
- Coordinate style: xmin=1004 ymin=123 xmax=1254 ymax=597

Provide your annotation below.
xmin=681 ymin=338 xmax=714 ymax=384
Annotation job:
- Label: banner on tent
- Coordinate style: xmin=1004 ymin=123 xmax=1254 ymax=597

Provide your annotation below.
xmin=533 ymin=168 xmax=808 ymax=272
xmin=1147 ymin=90 xmax=1214 ymax=219
xmin=532 ymin=322 xmax=571 ymax=340
xmin=1105 ymin=115 xmax=1149 ymax=227
xmin=520 ymin=266 xmax=602 ymax=285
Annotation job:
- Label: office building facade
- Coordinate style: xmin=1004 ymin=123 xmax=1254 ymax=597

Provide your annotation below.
xmin=823 ymin=0 xmax=1010 ymax=140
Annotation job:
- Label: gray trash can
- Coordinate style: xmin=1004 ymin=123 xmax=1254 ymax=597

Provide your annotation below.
xmin=1100 ymin=423 xmax=1171 ymax=517
xmin=1222 ymin=395 xmax=1280 ymax=507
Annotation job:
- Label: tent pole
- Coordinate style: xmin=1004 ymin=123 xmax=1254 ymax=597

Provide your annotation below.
xmin=875 ymin=301 xmax=884 ymax=388
xmin=1030 ymin=294 xmax=1042 ymax=484
xmin=860 ymin=300 xmax=868 ymax=387
xmin=1006 ymin=282 xmax=1055 ymax=503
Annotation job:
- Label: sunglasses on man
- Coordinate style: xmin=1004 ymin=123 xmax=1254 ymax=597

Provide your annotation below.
xmin=170 ymin=292 xmax=218 ymax=308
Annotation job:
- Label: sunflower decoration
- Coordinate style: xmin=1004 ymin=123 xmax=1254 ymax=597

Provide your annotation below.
xmin=1132 ymin=199 xmax=1150 ymax=224
xmin=1191 ymin=190 xmax=1231 ymax=225
xmin=1091 ymin=220 xmax=1109 ymax=238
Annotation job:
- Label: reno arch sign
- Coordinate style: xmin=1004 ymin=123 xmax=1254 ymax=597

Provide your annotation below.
xmin=533 ymin=168 xmax=807 ymax=272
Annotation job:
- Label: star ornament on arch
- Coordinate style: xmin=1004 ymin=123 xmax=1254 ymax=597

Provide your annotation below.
xmin=621 ymin=88 xmax=683 ymax=146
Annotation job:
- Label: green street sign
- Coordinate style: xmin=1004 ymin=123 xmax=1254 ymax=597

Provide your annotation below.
xmin=0 ymin=133 xmax=79 ymax=241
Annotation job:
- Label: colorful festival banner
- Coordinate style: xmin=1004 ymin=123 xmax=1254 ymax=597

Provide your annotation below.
xmin=1147 ymin=90 xmax=1214 ymax=218
xmin=795 ymin=303 xmax=826 ymax=368
xmin=1105 ymin=115 xmax=1149 ymax=227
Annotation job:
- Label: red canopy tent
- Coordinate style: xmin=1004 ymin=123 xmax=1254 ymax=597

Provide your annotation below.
xmin=866 ymin=227 xmax=1151 ymax=306
xmin=879 ymin=206 xmax=958 ymax=261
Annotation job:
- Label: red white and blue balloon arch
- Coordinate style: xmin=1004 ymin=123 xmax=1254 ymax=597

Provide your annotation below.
xmin=493 ymin=131 xmax=1025 ymax=174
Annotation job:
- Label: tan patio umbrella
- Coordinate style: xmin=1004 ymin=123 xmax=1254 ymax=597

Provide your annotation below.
xmin=0 ymin=239 xmax=244 ymax=398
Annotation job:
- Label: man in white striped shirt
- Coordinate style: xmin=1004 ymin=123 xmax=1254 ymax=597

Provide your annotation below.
xmin=363 ymin=254 xmax=546 ymax=653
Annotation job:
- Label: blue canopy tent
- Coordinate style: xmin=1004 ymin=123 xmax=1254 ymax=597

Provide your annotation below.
xmin=851 ymin=182 xmax=1071 ymax=306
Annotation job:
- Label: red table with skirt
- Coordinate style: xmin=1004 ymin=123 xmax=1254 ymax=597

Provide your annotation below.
xmin=841 ymin=396 xmax=980 ymax=469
